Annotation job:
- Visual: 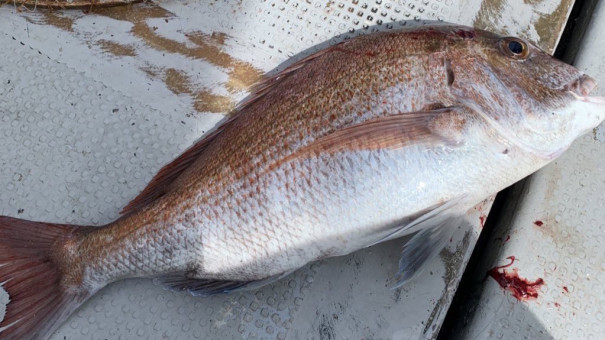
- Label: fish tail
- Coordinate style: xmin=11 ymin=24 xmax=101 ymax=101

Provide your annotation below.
xmin=0 ymin=216 xmax=92 ymax=340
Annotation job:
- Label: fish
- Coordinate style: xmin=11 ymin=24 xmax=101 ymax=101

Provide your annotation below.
xmin=1 ymin=24 xmax=604 ymax=339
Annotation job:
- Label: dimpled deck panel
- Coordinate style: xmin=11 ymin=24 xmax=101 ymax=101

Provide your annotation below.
xmin=459 ymin=2 xmax=605 ymax=339
xmin=0 ymin=0 xmax=573 ymax=339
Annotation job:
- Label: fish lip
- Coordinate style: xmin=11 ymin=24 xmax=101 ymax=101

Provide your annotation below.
xmin=565 ymin=74 xmax=597 ymax=97
xmin=565 ymin=74 xmax=605 ymax=104
xmin=569 ymin=91 xmax=605 ymax=104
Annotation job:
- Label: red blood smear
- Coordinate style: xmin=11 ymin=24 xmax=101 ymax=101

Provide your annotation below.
xmin=534 ymin=220 xmax=544 ymax=227
xmin=479 ymin=215 xmax=486 ymax=228
xmin=504 ymin=235 xmax=510 ymax=242
xmin=554 ymin=302 xmax=561 ymax=308
xmin=488 ymin=256 xmax=544 ymax=301
xmin=563 ymin=286 xmax=569 ymax=293
xmin=493 ymin=256 xmax=515 ymax=270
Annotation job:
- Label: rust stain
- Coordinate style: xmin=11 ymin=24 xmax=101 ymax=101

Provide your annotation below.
xmin=534 ymin=0 xmax=574 ymax=52
xmin=94 ymin=4 xmax=262 ymax=93
xmin=24 ymin=12 xmax=75 ymax=32
xmin=14 ymin=2 xmax=262 ymax=113
xmin=97 ymin=39 xmax=137 ymax=57
xmin=473 ymin=0 xmax=506 ymax=35
xmin=164 ymin=68 xmax=192 ymax=95
xmin=474 ymin=0 xmax=572 ymax=54
xmin=187 ymin=31 xmax=229 ymax=47
xmin=162 ymin=68 xmax=235 ymax=114
xmin=194 ymin=91 xmax=235 ymax=113
xmin=210 ymin=32 xmax=228 ymax=45
xmin=44 ymin=12 xmax=75 ymax=32
xmin=226 ymin=63 xmax=263 ymax=93
xmin=141 ymin=66 xmax=159 ymax=78
xmin=91 ymin=3 xmax=170 ymax=21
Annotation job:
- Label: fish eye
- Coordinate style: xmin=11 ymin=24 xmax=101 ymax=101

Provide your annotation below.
xmin=499 ymin=38 xmax=529 ymax=60
xmin=508 ymin=41 xmax=524 ymax=54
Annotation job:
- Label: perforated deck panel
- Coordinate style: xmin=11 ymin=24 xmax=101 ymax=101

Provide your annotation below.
xmin=0 ymin=1 xmax=574 ymax=339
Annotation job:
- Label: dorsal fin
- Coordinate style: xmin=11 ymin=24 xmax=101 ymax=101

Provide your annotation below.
xmin=121 ymin=134 xmax=213 ymax=215
xmin=122 ymin=41 xmax=358 ymax=215
xmin=120 ymin=45 xmax=344 ymax=215
xmin=120 ymin=115 xmax=236 ymax=215
xmin=234 ymin=40 xmax=350 ymax=112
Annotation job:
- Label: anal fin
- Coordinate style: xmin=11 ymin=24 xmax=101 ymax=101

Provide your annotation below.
xmin=155 ymin=271 xmax=294 ymax=297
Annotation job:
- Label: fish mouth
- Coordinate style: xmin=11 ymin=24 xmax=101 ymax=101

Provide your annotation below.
xmin=567 ymin=74 xmax=605 ymax=104
xmin=569 ymin=91 xmax=605 ymax=104
xmin=566 ymin=74 xmax=596 ymax=96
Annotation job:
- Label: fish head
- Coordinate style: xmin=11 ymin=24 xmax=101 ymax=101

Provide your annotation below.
xmin=446 ymin=28 xmax=605 ymax=158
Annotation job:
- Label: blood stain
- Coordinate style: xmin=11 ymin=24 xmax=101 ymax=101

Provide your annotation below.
xmin=563 ymin=286 xmax=569 ymax=293
xmin=504 ymin=235 xmax=510 ymax=242
xmin=488 ymin=256 xmax=544 ymax=301
xmin=479 ymin=215 xmax=486 ymax=227
xmin=554 ymin=302 xmax=561 ymax=308
xmin=534 ymin=220 xmax=544 ymax=227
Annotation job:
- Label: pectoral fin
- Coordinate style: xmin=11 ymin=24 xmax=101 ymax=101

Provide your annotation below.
xmin=305 ymin=110 xmax=451 ymax=152
xmin=277 ymin=107 xmax=467 ymax=168
xmin=371 ymin=198 xmax=463 ymax=246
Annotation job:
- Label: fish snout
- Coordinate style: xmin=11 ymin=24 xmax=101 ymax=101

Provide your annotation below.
xmin=567 ymin=74 xmax=597 ymax=97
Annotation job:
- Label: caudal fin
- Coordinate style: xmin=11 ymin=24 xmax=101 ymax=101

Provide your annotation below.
xmin=0 ymin=216 xmax=92 ymax=340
